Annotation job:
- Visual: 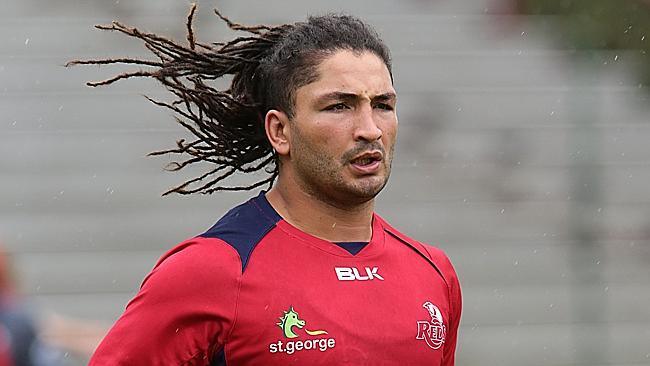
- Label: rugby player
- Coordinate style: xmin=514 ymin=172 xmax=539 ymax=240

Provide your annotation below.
xmin=70 ymin=6 xmax=462 ymax=365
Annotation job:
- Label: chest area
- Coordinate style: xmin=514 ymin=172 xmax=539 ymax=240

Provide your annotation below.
xmin=224 ymin=239 xmax=450 ymax=365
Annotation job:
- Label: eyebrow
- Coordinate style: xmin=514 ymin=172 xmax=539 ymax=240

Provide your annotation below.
xmin=316 ymin=91 xmax=397 ymax=103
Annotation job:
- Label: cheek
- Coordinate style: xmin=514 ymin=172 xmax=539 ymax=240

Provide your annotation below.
xmin=311 ymin=118 xmax=350 ymax=145
xmin=379 ymin=117 xmax=398 ymax=142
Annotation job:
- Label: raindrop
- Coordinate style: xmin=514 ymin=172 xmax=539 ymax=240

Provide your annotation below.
xmin=614 ymin=55 xmax=619 ymax=61
xmin=604 ymin=286 xmax=609 ymax=292
xmin=641 ymin=35 xmax=646 ymax=41
xmin=597 ymin=208 xmax=602 ymax=213
xmin=513 ymin=260 xmax=519 ymax=266
xmin=549 ymin=303 xmax=554 ymax=308
xmin=25 ymin=38 xmax=30 ymax=45
xmin=500 ymin=208 xmax=505 ymax=214
xmin=549 ymin=110 xmax=555 ymax=116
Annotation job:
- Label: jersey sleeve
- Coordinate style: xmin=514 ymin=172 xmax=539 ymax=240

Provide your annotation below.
xmin=424 ymin=245 xmax=462 ymax=366
xmin=88 ymin=238 xmax=241 ymax=365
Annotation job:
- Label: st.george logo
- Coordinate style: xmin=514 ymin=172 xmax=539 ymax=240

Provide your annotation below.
xmin=276 ymin=307 xmax=327 ymax=339
xmin=269 ymin=306 xmax=336 ymax=355
xmin=335 ymin=266 xmax=384 ymax=281
xmin=415 ymin=301 xmax=446 ymax=350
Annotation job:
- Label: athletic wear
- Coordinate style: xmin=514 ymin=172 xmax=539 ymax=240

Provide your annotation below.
xmin=333 ymin=241 xmax=368 ymax=255
xmin=89 ymin=192 xmax=461 ymax=365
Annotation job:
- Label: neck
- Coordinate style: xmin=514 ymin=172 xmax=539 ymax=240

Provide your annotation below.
xmin=265 ymin=177 xmax=375 ymax=243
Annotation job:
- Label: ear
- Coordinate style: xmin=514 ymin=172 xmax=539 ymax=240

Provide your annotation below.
xmin=265 ymin=109 xmax=291 ymax=157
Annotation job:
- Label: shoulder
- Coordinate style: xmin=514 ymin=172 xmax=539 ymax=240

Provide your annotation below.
xmin=147 ymin=193 xmax=281 ymax=285
xmin=199 ymin=192 xmax=281 ymax=272
xmin=376 ymin=214 xmax=462 ymax=320
xmin=375 ymin=214 xmax=459 ymax=288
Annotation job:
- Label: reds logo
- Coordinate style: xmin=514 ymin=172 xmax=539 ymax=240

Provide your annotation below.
xmin=415 ymin=301 xmax=446 ymax=350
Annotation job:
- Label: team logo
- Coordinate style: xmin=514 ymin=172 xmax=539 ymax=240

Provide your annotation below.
xmin=269 ymin=306 xmax=335 ymax=355
xmin=415 ymin=301 xmax=446 ymax=350
xmin=276 ymin=306 xmax=328 ymax=338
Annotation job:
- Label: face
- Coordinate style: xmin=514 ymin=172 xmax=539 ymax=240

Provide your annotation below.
xmin=286 ymin=49 xmax=398 ymax=207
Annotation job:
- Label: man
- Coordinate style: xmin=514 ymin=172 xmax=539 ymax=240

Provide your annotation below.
xmin=72 ymin=7 xmax=461 ymax=365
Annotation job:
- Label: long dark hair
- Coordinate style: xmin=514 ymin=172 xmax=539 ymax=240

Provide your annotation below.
xmin=67 ymin=5 xmax=391 ymax=195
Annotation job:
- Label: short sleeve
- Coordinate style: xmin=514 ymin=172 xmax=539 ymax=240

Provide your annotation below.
xmin=424 ymin=245 xmax=462 ymax=366
xmin=89 ymin=238 xmax=241 ymax=365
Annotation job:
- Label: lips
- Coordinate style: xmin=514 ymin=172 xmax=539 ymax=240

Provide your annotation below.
xmin=349 ymin=151 xmax=383 ymax=174
xmin=350 ymin=151 xmax=382 ymax=165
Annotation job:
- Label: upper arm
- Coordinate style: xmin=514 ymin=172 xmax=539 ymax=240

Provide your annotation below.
xmin=89 ymin=238 xmax=241 ymax=366
xmin=423 ymin=245 xmax=462 ymax=366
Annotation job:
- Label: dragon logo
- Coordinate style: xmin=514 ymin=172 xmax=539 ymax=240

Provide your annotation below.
xmin=277 ymin=306 xmax=328 ymax=339
xmin=415 ymin=301 xmax=446 ymax=350
xmin=270 ymin=306 xmax=335 ymax=355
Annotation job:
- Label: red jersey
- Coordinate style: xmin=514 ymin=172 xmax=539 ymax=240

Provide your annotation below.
xmin=89 ymin=192 xmax=461 ymax=365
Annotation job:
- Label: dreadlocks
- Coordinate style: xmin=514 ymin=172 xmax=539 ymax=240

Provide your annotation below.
xmin=67 ymin=4 xmax=392 ymax=196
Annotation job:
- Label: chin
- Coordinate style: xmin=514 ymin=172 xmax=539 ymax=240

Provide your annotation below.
xmin=347 ymin=176 xmax=389 ymax=200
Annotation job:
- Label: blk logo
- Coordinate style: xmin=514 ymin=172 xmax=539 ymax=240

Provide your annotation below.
xmin=334 ymin=267 xmax=384 ymax=281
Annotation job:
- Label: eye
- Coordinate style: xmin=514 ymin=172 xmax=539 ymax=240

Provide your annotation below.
xmin=374 ymin=103 xmax=394 ymax=111
xmin=324 ymin=103 xmax=349 ymax=111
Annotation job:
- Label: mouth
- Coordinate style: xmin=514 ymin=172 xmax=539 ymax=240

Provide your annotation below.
xmin=349 ymin=151 xmax=383 ymax=174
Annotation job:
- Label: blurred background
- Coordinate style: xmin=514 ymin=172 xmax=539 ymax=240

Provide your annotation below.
xmin=1 ymin=0 xmax=650 ymax=365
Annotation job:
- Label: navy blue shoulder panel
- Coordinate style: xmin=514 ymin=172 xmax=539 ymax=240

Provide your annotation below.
xmin=199 ymin=191 xmax=282 ymax=272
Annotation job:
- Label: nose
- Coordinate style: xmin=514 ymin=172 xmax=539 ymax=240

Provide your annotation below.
xmin=353 ymin=105 xmax=382 ymax=142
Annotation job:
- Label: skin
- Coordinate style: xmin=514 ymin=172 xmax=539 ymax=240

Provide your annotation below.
xmin=265 ymin=50 xmax=398 ymax=243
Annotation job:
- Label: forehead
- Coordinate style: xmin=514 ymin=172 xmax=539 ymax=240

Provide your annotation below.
xmin=297 ymin=49 xmax=394 ymax=99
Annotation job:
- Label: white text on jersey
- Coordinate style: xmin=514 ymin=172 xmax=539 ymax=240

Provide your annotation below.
xmin=335 ymin=267 xmax=384 ymax=281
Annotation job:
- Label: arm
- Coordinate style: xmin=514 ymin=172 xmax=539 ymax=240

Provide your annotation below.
xmin=423 ymin=245 xmax=462 ymax=366
xmin=89 ymin=238 xmax=241 ymax=365
xmin=442 ymin=264 xmax=461 ymax=366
